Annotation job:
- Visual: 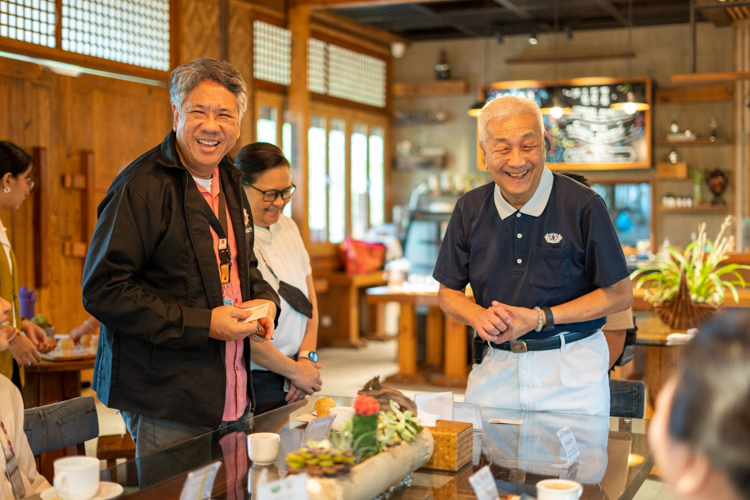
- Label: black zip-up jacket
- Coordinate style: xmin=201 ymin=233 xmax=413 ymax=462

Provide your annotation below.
xmin=82 ymin=132 xmax=281 ymax=428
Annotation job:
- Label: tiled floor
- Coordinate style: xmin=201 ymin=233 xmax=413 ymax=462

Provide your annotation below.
xmin=83 ymin=338 xmax=670 ymax=499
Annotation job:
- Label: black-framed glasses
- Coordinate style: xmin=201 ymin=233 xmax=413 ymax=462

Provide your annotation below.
xmin=245 ymin=183 xmax=296 ymax=202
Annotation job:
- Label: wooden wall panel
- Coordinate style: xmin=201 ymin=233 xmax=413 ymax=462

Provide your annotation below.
xmin=179 ymin=0 xmax=221 ymax=64
xmin=0 ymin=56 xmax=170 ymax=333
xmin=229 ymin=0 xmax=255 ymax=154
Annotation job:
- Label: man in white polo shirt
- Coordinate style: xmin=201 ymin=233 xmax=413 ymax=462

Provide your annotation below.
xmin=434 ymin=95 xmax=633 ymax=416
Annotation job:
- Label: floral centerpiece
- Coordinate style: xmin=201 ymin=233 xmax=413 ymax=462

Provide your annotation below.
xmin=631 ymin=216 xmax=750 ymax=329
xmin=283 ymin=382 xmax=433 ymax=500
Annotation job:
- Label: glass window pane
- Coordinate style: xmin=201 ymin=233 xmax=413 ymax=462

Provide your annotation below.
xmin=328 ymin=119 xmax=346 ymax=244
xmin=257 ymin=105 xmax=278 ymax=145
xmin=368 ymin=126 xmax=384 ymax=227
xmin=282 ymin=122 xmax=292 ymax=218
xmin=351 ymin=124 xmax=368 ymax=239
xmin=308 ymin=116 xmax=327 ymax=243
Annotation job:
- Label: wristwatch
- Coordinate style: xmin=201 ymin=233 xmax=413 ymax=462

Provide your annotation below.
xmin=541 ymin=306 xmax=555 ymax=331
xmin=298 ymin=350 xmax=319 ymax=363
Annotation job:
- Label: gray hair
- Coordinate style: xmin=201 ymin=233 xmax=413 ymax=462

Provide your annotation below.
xmin=169 ymin=57 xmax=248 ymax=120
xmin=478 ymin=95 xmax=544 ymax=146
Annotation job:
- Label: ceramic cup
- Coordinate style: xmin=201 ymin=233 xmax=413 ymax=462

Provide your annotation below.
xmin=329 ymin=406 xmax=356 ymax=431
xmin=247 ymin=432 xmax=281 ymax=466
xmin=53 ymin=456 xmax=100 ymax=500
xmin=536 ymin=479 xmax=584 ymax=500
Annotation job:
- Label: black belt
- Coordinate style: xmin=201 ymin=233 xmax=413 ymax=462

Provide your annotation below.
xmin=491 ymin=330 xmax=599 ymax=353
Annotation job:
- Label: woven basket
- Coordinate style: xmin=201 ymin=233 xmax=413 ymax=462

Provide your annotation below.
xmin=653 ymin=269 xmax=722 ymax=330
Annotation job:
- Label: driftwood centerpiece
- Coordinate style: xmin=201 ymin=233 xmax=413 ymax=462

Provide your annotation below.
xmin=306 ymin=429 xmax=434 ymax=500
xmin=358 ymin=376 xmax=418 ymax=416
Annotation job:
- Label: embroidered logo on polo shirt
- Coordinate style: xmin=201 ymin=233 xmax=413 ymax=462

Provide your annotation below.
xmin=544 ymin=233 xmax=563 ymax=244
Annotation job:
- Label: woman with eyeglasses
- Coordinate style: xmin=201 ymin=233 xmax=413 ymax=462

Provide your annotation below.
xmin=235 ymin=142 xmax=322 ymax=415
xmin=0 ymin=142 xmax=52 ymax=391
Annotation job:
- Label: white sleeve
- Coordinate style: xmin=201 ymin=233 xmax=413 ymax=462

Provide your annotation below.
xmin=6 ymin=378 xmax=52 ymax=495
xmin=286 ymin=216 xmax=312 ymax=276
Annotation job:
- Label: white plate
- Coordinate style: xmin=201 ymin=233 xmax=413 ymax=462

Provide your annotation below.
xmin=41 ymin=481 xmax=124 ymax=500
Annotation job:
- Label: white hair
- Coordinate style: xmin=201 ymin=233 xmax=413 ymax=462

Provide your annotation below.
xmin=478 ymin=95 xmax=544 ymax=146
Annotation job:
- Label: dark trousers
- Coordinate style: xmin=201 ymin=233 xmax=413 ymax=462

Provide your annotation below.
xmin=252 ymin=370 xmax=287 ymax=415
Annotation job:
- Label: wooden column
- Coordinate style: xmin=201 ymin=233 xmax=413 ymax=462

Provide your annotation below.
xmin=228 ymin=0 xmax=255 ymax=155
xmin=425 ymin=307 xmax=444 ymax=366
xmin=397 ymin=303 xmax=417 ymax=377
xmin=287 ymin=4 xmax=311 ymax=245
xmin=32 ymin=147 xmax=49 ymax=288
xmin=434 ymin=315 xmax=469 ymax=387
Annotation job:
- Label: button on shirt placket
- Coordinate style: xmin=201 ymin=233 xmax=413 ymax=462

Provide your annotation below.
xmin=514 ymin=213 xmax=527 ymax=273
xmin=195 ymin=169 xmax=247 ymax=422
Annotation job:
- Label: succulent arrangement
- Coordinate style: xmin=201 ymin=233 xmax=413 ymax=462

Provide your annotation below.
xmin=285 ymin=384 xmax=423 ymax=477
xmin=285 ymin=440 xmax=357 ymax=477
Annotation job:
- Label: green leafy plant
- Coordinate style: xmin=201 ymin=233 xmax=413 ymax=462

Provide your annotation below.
xmin=631 ymin=216 xmax=750 ymax=305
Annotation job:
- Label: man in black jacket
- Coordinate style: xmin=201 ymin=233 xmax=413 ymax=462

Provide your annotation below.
xmin=82 ymin=58 xmax=281 ymax=458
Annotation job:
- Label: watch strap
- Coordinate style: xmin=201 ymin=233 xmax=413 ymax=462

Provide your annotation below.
xmin=541 ymin=306 xmax=555 ymax=331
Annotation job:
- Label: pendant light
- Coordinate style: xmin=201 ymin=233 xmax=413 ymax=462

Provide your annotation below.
xmin=540 ymin=0 xmax=572 ymax=118
xmin=468 ymin=0 xmax=491 ymax=117
xmin=610 ymin=0 xmax=650 ymax=114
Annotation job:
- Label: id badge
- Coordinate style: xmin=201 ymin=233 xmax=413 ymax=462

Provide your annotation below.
xmin=5 ymin=450 xmax=26 ymax=500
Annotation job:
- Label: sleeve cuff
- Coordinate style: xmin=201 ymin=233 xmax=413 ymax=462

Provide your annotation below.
xmin=179 ymin=306 xmax=212 ymax=348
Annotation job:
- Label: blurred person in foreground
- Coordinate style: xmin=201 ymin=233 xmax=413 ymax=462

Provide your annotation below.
xmin=0 ymin=295 xmax=52 ymax=497
xmin=649 ymin=311 xmax=750 ymax=500
xmin=434 ymin=95 xmax=632 ymax=416
xmin=82 ymin=58 xmax=280 ymax=458
xmin=0 ymin=142 xmax=53 ymax=390
xmin=235 ymin=143 xmax=321 ymax=415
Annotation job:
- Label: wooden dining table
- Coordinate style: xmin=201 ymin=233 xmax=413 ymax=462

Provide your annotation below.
xmin=366 ymin=284 xmax=471 ymax=386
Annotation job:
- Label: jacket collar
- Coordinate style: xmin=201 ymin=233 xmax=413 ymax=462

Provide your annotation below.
xmin=157 ymin=131 xmax=242 ymax=179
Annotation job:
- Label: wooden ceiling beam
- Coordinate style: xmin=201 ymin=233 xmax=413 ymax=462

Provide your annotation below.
xmin=291 ymin=0 xmax=457 ymax=9
xmin=591 ymin=0 xmax=628 ymax=26
xmin=491 ymin=0 xmax=531 ymax=19
xmin=311 ymin=10 xmax=409 ymax=45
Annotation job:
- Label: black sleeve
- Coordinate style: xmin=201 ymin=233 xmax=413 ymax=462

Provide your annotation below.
xmin=433 ymin=203 xmax=471 ymax=291
xmin=581 ymin=196 xmax=630 ymax=289
xmin=82 ymin=185 xmax=211 ymax=349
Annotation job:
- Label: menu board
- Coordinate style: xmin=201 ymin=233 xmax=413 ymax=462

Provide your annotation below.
xmin=480 ymin=78 xmax=651 ymax=170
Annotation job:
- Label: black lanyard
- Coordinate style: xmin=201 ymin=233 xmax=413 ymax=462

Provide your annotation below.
xmin=201 ymin=178 xmax=231 ymax=284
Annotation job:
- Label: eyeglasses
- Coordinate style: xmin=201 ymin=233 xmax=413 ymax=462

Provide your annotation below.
xmin=245 ymin=183 xmax=296 ymax=202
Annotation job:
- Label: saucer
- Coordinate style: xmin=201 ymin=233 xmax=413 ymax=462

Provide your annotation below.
xmin=41 ymin=481 xmax=124 ymax=500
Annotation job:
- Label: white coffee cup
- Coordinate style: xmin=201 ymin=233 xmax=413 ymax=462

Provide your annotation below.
xmin=53 ymin=456 xmax=100 ymax=500
xmin=329 ymin=406 xmax=356 ymax=431
xmin=536 ymin=479 xmax=583 ymax=500
xmin=247 ymin=432 xmax=280 ymax=466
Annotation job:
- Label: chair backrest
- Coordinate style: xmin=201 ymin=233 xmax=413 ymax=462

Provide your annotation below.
xmin=23 ymin=396 xmax=99 ymax=456
xmin=609 ymin=379 xmax=646 ymax=419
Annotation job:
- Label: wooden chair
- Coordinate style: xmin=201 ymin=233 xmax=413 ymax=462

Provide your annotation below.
xmin=96 ymin=433 xmax=136 ymax=469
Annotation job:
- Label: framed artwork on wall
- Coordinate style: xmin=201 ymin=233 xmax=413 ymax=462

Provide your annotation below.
xmin=476 ymin=77 xmax=652 ymax=171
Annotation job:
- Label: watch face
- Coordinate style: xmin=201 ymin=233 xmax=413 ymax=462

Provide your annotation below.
xmin=308 ymin=351 xmax=319 ymax=363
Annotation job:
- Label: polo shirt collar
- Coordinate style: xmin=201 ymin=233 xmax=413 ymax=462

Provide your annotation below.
xmin=494 ymin=167 xmax=554 ymax=220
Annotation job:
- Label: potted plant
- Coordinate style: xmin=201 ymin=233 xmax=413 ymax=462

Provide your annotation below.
xmin=631 ymin=216 xmax=750 ymax=329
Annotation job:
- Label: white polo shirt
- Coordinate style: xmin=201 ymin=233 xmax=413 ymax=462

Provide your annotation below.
xmin=250 ymin=214 xmax=313 ymax=371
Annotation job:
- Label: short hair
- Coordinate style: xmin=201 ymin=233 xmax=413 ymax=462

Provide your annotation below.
xmin=235 ymin=142 xmax=290 ymax=186
xmin=560 ymin=172 xmax=590 ymax=187
xmin=169 ymin=57 xmax=248 ymax=120
xmin=668 ymin=311 xmax=750 ymax=499
xmin=0 ymin=141 xmax=33 ymax=178
xmin=478 ymin=95 xmax=544 ymax=146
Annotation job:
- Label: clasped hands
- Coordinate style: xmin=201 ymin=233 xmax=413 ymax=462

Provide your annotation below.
xmin=209 ymin=300 xmax=277 ymax=343
xmin=472 ymin=301 xmax=541 ymax=344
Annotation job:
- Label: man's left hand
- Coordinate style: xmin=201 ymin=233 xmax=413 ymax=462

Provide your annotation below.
xmin=489 ymin=302 xmax=541 ymax=343
xmin=21 ymin=319 xmax=54 ymax=353
xmin=239 ymin=299 xmax=277 ymax=341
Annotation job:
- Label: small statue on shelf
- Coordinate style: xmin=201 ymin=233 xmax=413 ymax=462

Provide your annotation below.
xmin=435 ymin=49 xmax=450 ymax=80
xmin=707 ymin=169 xmax=728 ymax=205
xmin=709 ymin=117 xmax=718 ymax=142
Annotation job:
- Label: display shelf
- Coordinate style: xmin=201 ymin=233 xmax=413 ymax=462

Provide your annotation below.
xmin=392 ymin=80 xmax=467 ymax=98
xmin=657 ymin=138 xmax=730 ymax=146
xmin=660 ymin=205 xmax=729 ymax=213
xmin=655 ymin=85 xmax=733 ymax=103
